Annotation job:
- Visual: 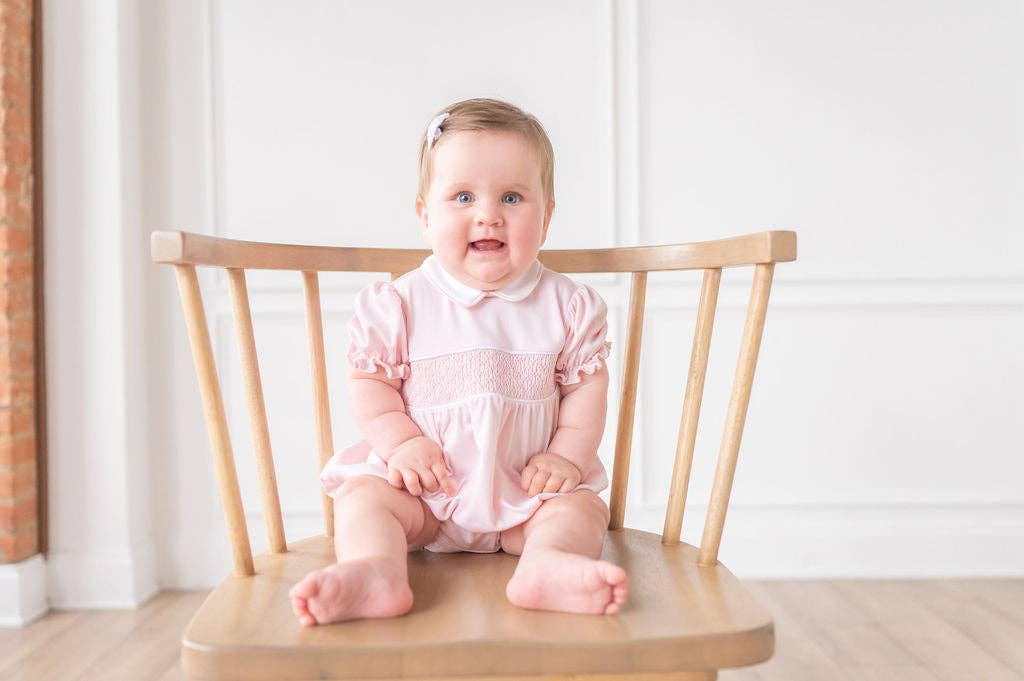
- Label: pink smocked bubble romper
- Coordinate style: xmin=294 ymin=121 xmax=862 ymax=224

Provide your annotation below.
xmin=319 ymin=254 xmax=613 ymax=553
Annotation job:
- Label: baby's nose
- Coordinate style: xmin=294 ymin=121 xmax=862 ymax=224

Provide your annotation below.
xmin=474 ymin=205 xmax=503 ymax=225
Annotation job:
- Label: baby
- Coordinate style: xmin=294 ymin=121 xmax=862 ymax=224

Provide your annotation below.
xmin=290 ymin=98 xmax=628 ymax=625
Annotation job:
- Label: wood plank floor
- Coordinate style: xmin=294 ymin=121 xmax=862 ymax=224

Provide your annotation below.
xmin=1 ymin=580 xmax=1021 ymax=680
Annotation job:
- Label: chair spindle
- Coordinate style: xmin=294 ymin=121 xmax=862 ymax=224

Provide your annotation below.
xmin=609 ymin=271 xmax=648 ymax=530
xmin=174 ymin=265 xmax=255 ymax=576
xmin=301 ymin=271 xmax=336 ymax=537
xmin=663 ymin=268 xmax=722 ymax=544
xmin=698 ymin=263 xmax=775 ymax=565
xmin=226 ymin=268 xmax=287 ymax=553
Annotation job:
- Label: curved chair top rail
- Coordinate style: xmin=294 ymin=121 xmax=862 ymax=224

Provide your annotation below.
xmin=151 ymin=229 xmax=796 ymax=272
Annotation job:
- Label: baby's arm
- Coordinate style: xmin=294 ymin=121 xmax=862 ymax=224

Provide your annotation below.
xmin=522 ymin=364 xmax=610 ymax=496
xmin=348 ymin=366 xmax=455 ymax=496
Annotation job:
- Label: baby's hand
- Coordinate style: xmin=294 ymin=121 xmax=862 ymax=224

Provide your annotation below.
xmin=521 ymin=452 xmax=582 ymax=497
xmin=386 ymin=436 xmax=457 ymax=497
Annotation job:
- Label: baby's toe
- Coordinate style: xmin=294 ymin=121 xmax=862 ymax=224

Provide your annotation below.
xmin=290 ymin=572 xmax=320 ymax=599
xmin=598 ymin=561 xmax=627 ymax=587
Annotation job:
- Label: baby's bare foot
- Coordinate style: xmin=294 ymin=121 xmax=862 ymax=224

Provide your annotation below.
xmin=288 ymin=557 xmax=413 ymax=626
xmin=505 ymin=549 xmax=628 ymax=615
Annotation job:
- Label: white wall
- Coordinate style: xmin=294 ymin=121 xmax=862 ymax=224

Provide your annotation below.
xmin=43 ymin=0 xmax=1023 ymax=604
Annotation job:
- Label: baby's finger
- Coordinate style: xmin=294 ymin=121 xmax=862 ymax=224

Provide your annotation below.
xmin=401 ymin=468 xmax=422 ymax=496
xmin=528 ymin=470 xmax=551 ymax=497
xmin=416 ymin=466 xmax=440 ymax=493
xmin=387 ymin=466 xmax=404 ymax=490
xmin=543 ymin=474 xmax=564 ymax=494
xmin=432 ymin=463 xmax=457 ymax=497
xmin=558 ymin=478 xmax=577 ymax=494
xmin=521 ymin=464 xmax=538 ymax=491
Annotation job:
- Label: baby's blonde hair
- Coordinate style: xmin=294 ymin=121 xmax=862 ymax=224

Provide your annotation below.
xmin=416 ymin=98 xmax=555 ymax=204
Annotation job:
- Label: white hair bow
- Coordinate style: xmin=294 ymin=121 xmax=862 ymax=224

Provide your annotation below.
xmin=426 ymin=112 xmax=450 ymax=150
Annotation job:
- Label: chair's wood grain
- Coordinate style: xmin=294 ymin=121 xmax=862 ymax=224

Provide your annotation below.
xmin=174 ymin=264 xmax=253 ymax=576
xmin=608 ymin=272 xmax=646 ymax=531
xmin=302 ymin=271 xmax=336 ymax=537
xmin=699 ymin=263 xmax=774 ymax=566
xmin=151 ymin=230 xmax=796 ymax=272
xmin=663 ymin=268 xmax=721 ymax=544
xmin=181 ymin=531 xmax=772 ymax=680
xmin=226 ymin=268 xmax=287 ymax=553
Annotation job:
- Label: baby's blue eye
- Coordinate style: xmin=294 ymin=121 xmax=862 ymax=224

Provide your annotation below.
xmin=455 ymin=192 xmax=472 ymax=203
xmin=503 ymin=193 xmax=521 ymax=204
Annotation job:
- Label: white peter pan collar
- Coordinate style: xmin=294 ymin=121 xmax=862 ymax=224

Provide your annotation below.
xmin=421 ymin=254 xmax=543 ymax=307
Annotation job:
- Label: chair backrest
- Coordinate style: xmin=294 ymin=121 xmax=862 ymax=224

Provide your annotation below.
xmin=152 ymin=230 xmax=796 ymax=576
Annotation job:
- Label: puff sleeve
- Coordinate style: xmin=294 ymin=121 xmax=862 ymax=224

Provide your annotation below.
xmin=554 ymin=284 xmax=613 ymax=386
xmin=346 ymin=280 xmax=410 ymax=380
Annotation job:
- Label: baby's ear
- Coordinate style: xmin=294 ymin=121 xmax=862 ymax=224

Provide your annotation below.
xmin=415 ymin=197 xmax=432 ymax=246
xmin=541 ymin=200 xmax=555 ymax=241
xmin=415 ymin=196 xmax=428 ymax=228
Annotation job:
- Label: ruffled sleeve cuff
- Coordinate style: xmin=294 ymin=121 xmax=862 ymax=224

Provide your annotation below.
xmin=554 ymin=284 xmax=612 ymax=386
xmin=345 ymin=280 xmax=410 ymax=380
xmin=554 ymin=340 xmax=612 ymax=386
xmin=347 ymin=351 xmax=410 ymax=380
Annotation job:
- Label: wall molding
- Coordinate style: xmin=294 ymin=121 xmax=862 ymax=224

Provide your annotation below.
xmin=0 ymin=554 xmax=48 ymax=627
xmin=199 ymin=276 xmax=1024 ymax=311
xmin=153 ymin=502 xmax=1024 ymax=588
xmin=46 ymin=540 xmax=159 ymax=609
xmin=627 ymin=502 xmax=1024 ymax=578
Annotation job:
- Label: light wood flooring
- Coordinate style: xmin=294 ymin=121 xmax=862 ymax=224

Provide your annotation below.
xmin=1 ymin=580 xmax=1022 ymax=680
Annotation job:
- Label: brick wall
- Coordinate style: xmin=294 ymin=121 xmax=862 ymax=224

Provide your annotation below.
xmin=0 ymin=0 xmax=35 ymax=564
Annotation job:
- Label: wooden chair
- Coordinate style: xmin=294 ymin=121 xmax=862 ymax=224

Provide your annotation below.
xmin=151 ymin=229 xmax=797 ymax=681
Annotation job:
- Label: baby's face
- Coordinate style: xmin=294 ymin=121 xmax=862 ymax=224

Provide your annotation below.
xmin=416 ymin=130 xmax=554 ymax=292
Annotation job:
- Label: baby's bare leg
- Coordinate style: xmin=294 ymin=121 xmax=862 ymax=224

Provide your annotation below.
xmin=289 ymin=475 xmax=439 ymax=626
xmin=503 ymin=490 xmax=628 ymax=615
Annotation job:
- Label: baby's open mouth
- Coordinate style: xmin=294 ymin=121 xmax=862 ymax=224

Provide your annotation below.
xmin=470 ymin=240 xmax=505 ymax=251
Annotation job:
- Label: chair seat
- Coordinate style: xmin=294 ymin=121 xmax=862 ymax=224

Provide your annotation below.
xmin=181 ymin=528 xmax=773 ymax=680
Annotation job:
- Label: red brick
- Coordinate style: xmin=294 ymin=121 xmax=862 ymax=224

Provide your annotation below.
xmin=0 ymin=75 xmax=27 ymax=112
xmin=0 ymin=371 xmax=32 ymax=406
xmin=0 ymin=343 xmax=31 ymax=376
xmin=0 ymin=523 xmax=36 ymax=562
xmin=0 ymin=312 xmax=32 ymax=345
xmin=0 ymin=433 xmax=34 ymax=465
xmin=1 ymin=137 xmax=30 ymax=168
xmin=0 ymin=164 xmax=26 ymax=193
xmin=0 ymin=225 xmax=30 ymax=253
xmin=0 ymin=193 xmax=32 ymax=229
xmin=0 ymin=255 xmax=32 ymax=284
xmin=0 ymin=3 xmax=31 ymax=38
xmin=0 ymin=102 xmax=29 ymax=136
xmin=0 ymin=402 xmax=32 ymax=434
xmin=0 ymin=492 xmax=35 ymax=529
xmin=0 ymin=38 xmax=30 ymax=78
xmin=0 ymin=459 xmax=33 ymax=492
xmin=0 ymin=282 xmax=32 ymax=312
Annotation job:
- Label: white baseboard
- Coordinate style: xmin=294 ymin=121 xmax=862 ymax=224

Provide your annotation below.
xmin=46 ymin=540 xmax=159 ymax=609
xmin=0 ymin=554 xmax=49 ymax=627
